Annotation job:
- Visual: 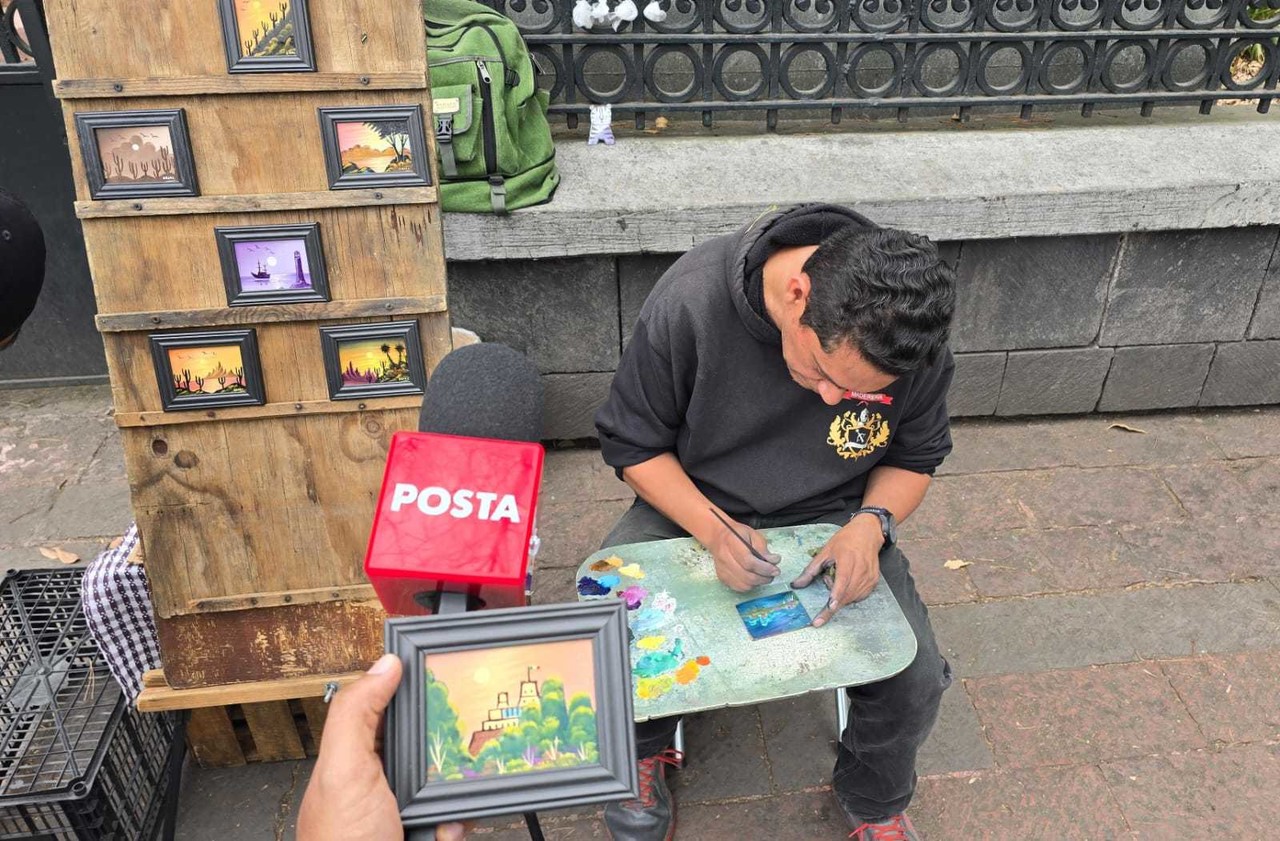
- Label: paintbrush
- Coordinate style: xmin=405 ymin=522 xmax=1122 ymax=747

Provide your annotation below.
xmin=708 ymin=508 xmax=780 ymax=571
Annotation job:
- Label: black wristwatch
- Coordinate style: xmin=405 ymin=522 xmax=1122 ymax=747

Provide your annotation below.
xmin=851 ymin=506 xmax=897 ymax=546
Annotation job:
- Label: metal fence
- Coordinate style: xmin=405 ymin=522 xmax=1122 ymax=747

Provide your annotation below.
xmin=481 ymin=0 xmax=1280 ymax=127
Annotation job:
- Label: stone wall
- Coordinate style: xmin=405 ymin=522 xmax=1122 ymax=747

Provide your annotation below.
xmin=449 ymin=226 xmax=1280 ymax=439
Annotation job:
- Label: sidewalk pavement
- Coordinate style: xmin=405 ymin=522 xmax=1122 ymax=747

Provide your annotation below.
xmin=3 ymin=385 xmax=1279 ymax=839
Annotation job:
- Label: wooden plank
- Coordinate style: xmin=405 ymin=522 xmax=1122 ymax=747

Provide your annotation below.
xmin=137 ymin=669 xmax=362 ymax=712
xmin=83 ymin=204 xmax=445 ymax=315
xmin=154 ymin=601 xmax=385 ymax=688
xmin=96 ymin=295 xmax=448 ymax=332
xmin=43 ymin=0 xmax=426 ymax=86
xmin=242 ymin=701 xmax=308 ymax=761
xmin=142 ymin=669 xmax=167 ymax=688
xmin=55 ymin=72 xmax=428 ymax=99
xmin=113 ymin=395 xmax=425 ymax=428
xmin=186 ymin=706 xmax=246 ymax=767
xmin=299 ymin=697 xmax=331 ymax=752
xmin=188 ymin=583 xmax=377 ymax=613
xmin=75 ymin=187 xmax=437 ymax=219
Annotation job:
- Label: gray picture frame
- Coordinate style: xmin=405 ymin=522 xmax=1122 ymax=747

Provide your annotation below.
xmin=215 ymin=222 xmax=331 ymax=306
xmin=75 ymin=109 xmax=199 ymax=200
xmin=319 ymin=321 xmax=427 ymax=401
xmin=217 ymin=0 xmax=316 ymax=74
xmin=318 ymin=106 xmax=432 ymax=190
xmin=149 ymin=329 xmax=266 ymax=412
xmin=384 ymin=600 xmax=638 ymax=828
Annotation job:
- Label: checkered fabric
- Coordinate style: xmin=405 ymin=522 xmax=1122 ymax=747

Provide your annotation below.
xmin=79 ymin=522 xmax=161 ymax=701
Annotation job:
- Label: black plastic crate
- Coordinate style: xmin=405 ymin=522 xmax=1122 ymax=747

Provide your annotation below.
xmin=0 ymin=569 xmax=175 ymax=840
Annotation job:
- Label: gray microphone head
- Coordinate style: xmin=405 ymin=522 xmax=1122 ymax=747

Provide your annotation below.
xmin=418 ymin=343 xmax=543 ymax=442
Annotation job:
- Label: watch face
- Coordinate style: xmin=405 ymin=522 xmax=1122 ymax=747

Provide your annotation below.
xmin=885 ymin=515 xmax=898 ymax=544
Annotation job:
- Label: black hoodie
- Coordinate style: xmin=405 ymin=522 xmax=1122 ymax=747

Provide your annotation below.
xmin=595 ymin=204 xmax=954 ymax=519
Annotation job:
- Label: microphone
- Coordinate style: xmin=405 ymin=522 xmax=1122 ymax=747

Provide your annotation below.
xmin=364 ymin=343 xmax=546 ymax=616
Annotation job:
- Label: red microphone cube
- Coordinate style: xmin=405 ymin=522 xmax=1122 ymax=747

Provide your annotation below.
xmin=364 ymin=431 xmax=544 ymax=615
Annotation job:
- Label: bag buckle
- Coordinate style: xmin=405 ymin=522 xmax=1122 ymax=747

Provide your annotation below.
xmin=435 ymin=115 xmax=453 ymax=143
xmin=488 ymin=176 xmax=508 ymax=214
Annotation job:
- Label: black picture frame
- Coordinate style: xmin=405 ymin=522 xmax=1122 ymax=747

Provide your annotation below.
xmin=384 ymin=601 xmax=638 ymax=827
xmin=318 ymin=106 xmax=432 ymax=190
xmin=319 ymin=321 xmax=427 ymax=401
xmin=215 ymin=223 xmax=331 ymax=306
xmin=149 ymin=329 xmax=266 ymax=412
xmin=217 ymin=0 xmax=316 ymax=74
xmin=75 ymin=109 xmax=199 ymax=200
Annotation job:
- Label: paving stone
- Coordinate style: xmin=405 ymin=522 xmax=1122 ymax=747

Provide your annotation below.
xmin=0 ymin=384 xmax=115 ymax=419
xmin=916 ymin=683 xmax=995 ymax=776
xmin=1156 ymin=461 xmax=1250 ymax=523
xmin=758 ymin=691 xmax=840 ymax=792
xmin=1197 ymin=406 xmax=1280 ymax=458
xmin=536 ymin=498 xmax=633 ymax=570
xmin=1113 ymin=521 xmax=1241 ymax=584
xmin=0 ymin=414 xmax=113 ymax=488
xmin=898 ymin=538 xmax=980 ymax=605
xmin=968 ymin=663 xmax=1206 ymax=768
xmin=951 ymin=235 xmax=1116 ymax=352
xmin=543 ymin=373 xmax=614 ymax=440
xmin=0 ymin=484 xmax=57 ymax=546
xmin=996 ymin=348 xmax=1114 ymax=416
xmin=1100 ymin=227 xmax=1277 ymax=345
xmin=948 ymin=352 xmax=1005 ymax=417
xmin=925 ymin=531 xmax=1054 ymax=599
xmin=541 ymin=449 xmax=633 ymax=505
xmin=899 ymin=473 xmax=1037 ymax=540
xmin=669 ymin=706 xmax=773 ymax=803
xmin=912 ymin=765 xmax=1130 ymax=839
xmin=1094 ymin=581 xmax=1280 ymax=659
xmin=177 ymin=759 xmax=310 ymax=841
xmin=1200 ymin=340 xmax=1280 ymax=407
xmin=77 ymin=421 xmax=127 ymax=485
xmin=1249 ymin=239 xmax=1280 ymax=339
xmin=673 ymin=788 xmax=847 ymax=839
xmin=447 ymin=257 xmax=620 ymax=373
xmin=1102 ymin=743 xmax=1280 ymax=835
xmin=931 ymin=594 xmax=1137 ymax=677
xmin=941 ymin=528 xmax=1144 ymax=599
xmin=1097 ymin=343 xmax=1216 ymax=412
xmin=1160 ymin=650 xmax=1280 ymax=744
xmin=0 ymin=539 xmax=110 ymax=573
xmin=1011 ymin=466 xmax=1184 ymax=529
xmin=619 ymin=254 xmax=677 ymax=347
xmin=530 ymin=566 xmax=581 ymax=607
xmin=44 ymin=481 xmax=134 ymax=540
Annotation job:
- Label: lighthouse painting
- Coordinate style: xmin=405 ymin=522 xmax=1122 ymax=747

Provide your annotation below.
xmin=216 ymin=223 xmax=330 ymax=305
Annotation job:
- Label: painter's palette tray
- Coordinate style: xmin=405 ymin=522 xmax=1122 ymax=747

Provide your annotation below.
xmin=574 ymin=524 xmax=917 ymax=722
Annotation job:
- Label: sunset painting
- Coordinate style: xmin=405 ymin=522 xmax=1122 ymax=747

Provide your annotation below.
xmin=94 ymin=125 xmax=177 ymax=186
xmin=338 ymin=336 xmax=412 ymax=386
xmin=167 ymin=345 xmax=248 ymax=396
xmin=231 ymin=0 xmax=299 ymax=59
xmin=336 ymin=119 xmax=415 ymax=175
xmin=423 ymin=639 xmax=600 ymax=781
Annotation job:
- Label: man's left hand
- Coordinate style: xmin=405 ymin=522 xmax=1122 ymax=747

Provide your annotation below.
xmin=790 ymin=514 xmax=885 ymax=627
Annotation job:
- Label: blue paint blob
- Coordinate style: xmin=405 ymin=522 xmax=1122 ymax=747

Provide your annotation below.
xmin=633 ymin=639 xmax=687 ymax=678
xmin=631 ymin=607 xmax=669 ymax=633
xmin=598 ymin=574 xmax=621 ymax=588
xmin=577 ymin=577 xmax=610 ymax=596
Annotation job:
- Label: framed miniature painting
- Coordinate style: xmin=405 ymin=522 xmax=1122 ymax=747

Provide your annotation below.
xmin=75 ymin=110 xmax=199 ymax=200
xmin=318 ymin=106 xmax=432 ymax=190
xmin=319 ymin=321 xmax=427 ymax=401
xmin=150 ymin=330 xmax=266 ymax=412
xmin=217 ymin=0 xmax=316 ymax=73
xmin=215 ymin=223 xmax=330 ymax=306
xmin=384 ymin=600 xmax=638 ymax=826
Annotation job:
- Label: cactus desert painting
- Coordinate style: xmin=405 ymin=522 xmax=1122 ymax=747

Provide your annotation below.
xmin=231 ymin=0 xmax=300 ymax=59
xmin=166 ymin=345 xmax=248 ymax=397
xmin=94 ymin=125 xmax=179 ymax=187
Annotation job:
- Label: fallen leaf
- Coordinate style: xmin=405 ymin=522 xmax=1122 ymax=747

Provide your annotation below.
xmin=1108 ymin=422 xmax=1147 ymax=434
xmin=943 ymin=559 xmax=972 ymax=570
xmin=655 ymin=116 xmax=669 ymax=130
xmin=39 ymin=546 xmax=80 ymax=564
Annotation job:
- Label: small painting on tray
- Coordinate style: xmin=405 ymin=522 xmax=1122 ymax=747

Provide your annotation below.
xmin=320 ymin=321 xmax=426 ymax=400
xmin=150 ymin=329 xmax=265 ymax=412
xmin=319 ymin=106 xmax=432 ymax=190
xmin=217 ymin=0 xmax=316 ymax=73
xmin=216 ymin=223 xmax=330 ymax=306
xmin=75 ymin=110 xmax=199 ymax=200
xmin=736 ymin=591 xmax=812 ymax=641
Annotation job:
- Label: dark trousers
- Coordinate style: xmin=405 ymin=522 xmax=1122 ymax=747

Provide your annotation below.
xmin=600 ymin=499 xmax=952 ymax=821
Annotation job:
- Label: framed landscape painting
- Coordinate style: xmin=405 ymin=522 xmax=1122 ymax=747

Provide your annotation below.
xmin=149 ymin=329 xmax=265 ymax=412
xmin=75 ymin=110 xmax=198 ymax=200
xmin=217 ymin=0 xmax=316 ymax=73
xmin=319 ymin=321 xmax=427 ymax=401
xmin=216 ymin=223 xmax=330 ymax=306
xmin=385 ymin=600 xmax=638 ymax=826
xmin=318 ymin=106 xmax=432 ymax=190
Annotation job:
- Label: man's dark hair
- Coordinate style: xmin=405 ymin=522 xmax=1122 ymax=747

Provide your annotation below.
xmin=0 ymin=189 xmax=47 ymax=344
xmin=800 ymin=226 xmax=955 ymax=376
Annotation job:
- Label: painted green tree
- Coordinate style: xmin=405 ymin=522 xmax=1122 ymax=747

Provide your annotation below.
xmin=424 ymin=670 xmax=467 ymax=780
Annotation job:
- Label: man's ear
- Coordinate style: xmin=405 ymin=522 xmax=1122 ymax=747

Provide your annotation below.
xmin=786 ymin=271 xmax=813 ymax=309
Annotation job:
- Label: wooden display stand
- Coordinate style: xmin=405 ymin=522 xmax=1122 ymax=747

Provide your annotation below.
xmin=44 ymin=0 xmax=449 ymax=694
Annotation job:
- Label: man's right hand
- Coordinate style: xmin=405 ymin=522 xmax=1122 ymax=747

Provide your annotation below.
xmin=706 ymin=517 xmax=782 ymax=592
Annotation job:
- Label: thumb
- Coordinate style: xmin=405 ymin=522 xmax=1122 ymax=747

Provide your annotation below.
xmin=321 ymin=654 xmax=403 ymax=761
xmin=790 ymin=554 xmax=830 ymax=589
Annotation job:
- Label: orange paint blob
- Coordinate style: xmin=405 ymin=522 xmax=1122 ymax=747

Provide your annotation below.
xmin=675 ymin=660 xmax=700 ymax=685
xmin=695 ymin=656 xmax=711 ymax=666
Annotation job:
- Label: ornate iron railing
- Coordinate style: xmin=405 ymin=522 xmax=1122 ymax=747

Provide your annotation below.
xmin=482 ymin=0 xmax=1280 ymax=127
xmin=0 ymin=0 xmax=43 ymax=83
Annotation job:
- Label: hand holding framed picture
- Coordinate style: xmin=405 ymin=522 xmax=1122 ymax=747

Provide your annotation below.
xmin=384 ymin=600 xmax=638 ymax=828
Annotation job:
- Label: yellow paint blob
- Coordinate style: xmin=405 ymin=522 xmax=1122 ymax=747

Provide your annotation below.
xmin=635 ymin=636 xmax=666 ymax=651
xmin=675 ymin=660 xmax=701 ymax=685
xmin=618 ymin=564 xmax=645 ymax=579
xmin=636 ymin=675 xmax=675 ymax=700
